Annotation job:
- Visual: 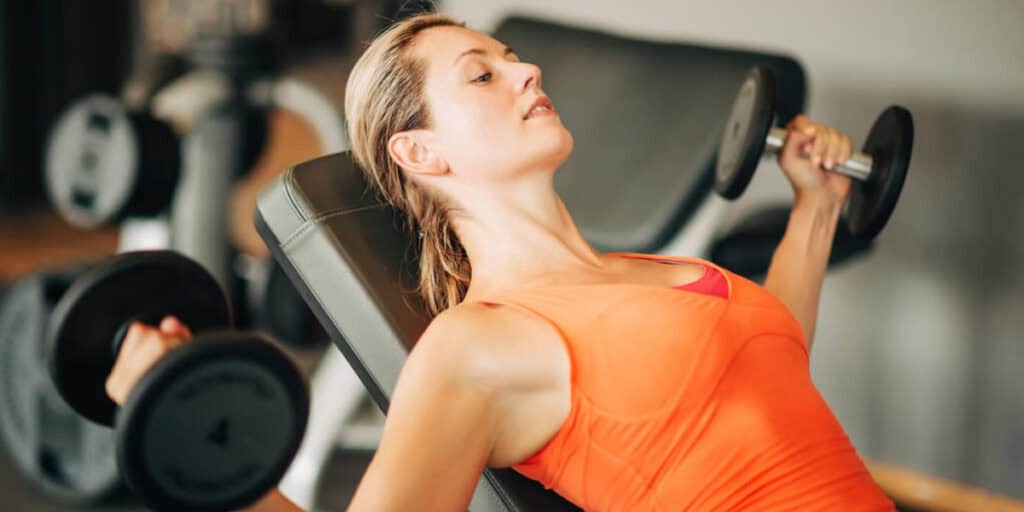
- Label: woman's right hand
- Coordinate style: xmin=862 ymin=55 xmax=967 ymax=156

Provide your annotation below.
xmin=105 ymin=315 xmax=192 ymax=406
xmin=104 ymin=321 xmax=305 ymax=512
xmin=776 ymin=114 xmax=853 ymax=207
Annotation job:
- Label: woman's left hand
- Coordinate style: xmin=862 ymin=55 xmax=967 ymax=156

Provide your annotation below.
xmin=777 ymin=114 xmax=854 ymax=206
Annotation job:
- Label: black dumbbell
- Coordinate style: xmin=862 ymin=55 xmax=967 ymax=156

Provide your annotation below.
xmin=715 ymin=66 xmax=915 ymax=240
xmin=45 ymin=95 xmax=182 ymax=229
xmin=46 ymin=250 xmax=308 ymax=512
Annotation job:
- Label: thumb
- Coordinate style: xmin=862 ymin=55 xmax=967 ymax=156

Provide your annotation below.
xmin=782 ymin=126 xmax=814 ymax=156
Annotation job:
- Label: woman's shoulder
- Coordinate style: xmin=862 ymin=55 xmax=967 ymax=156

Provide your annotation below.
xmin=408 ymin=302 xmax=571 ymax=467
xmin=411 ymin=301 xmax=566 ymax=390
xmin=425 ymin=299 xmax=552 ymax=344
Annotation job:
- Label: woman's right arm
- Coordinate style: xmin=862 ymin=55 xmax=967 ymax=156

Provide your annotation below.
xmin=346 ymin=304 xmax=504 ymax=511
xmin=108 ymin=306 xmax=504 ymax=512
xmin=763 ymin=115 xmax=852 ymax=352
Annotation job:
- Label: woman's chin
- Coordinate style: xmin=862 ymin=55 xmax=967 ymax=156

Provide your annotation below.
xmin=526 ymin=134 xmax=572 ymax=170
xmin=549 ymin=130 xmax=574 ymax=165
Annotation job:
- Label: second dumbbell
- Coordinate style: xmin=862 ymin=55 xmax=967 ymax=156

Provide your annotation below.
xmin=47 ymin=250 xmax=308 ymax=512
xmin=715 ymin=66 xmax=915 ymax=240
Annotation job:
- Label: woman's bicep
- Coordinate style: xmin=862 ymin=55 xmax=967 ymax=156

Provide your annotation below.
xmin=346 ymin=331 xmax=499 ymax=511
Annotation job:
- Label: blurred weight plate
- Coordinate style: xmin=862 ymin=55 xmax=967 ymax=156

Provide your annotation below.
xmin=715 ymin=66 xmax=777 ymax=199
xmin=45 ymin=95 xmax=138 ymax=228
xmin=45 ymin=94 xmax=180 ymax=229
xmin=0 ymin=270 xmax=121 ymax=503
xmin=117 ymin=333 xmax=308 ymax=512
xmin=847 ymin=106 xmax=914 ymax=240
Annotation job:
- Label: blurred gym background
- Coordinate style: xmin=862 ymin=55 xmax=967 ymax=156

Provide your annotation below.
xmin=1 ymin=0 xmax=1021 ymax=510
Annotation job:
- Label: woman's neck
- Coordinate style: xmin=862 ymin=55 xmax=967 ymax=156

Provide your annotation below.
xmin=453 ymin=182 xmax=603 ymax=299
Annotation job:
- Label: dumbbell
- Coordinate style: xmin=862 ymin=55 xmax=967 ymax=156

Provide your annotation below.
xmin=714 ymin=66 xmax=915 ymax=240
xmin=46 ymin=95 xmax=182 ymax=229
xmin=46 ymin=250 xmax=308 ymax=512
xmin=45 ymin=93 xmax=268 ymax=230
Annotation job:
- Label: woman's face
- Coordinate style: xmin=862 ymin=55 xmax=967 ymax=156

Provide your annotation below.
xmin=411 ymin=26 xmax=573 ymax=182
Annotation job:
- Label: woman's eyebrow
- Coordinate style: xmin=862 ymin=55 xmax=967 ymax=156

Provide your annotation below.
xmin=452 ymin=46 xmax=516 ymax=65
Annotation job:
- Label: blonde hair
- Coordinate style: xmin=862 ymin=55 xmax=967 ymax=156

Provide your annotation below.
xmin=344 ymin=12 xmax=470 ymax=317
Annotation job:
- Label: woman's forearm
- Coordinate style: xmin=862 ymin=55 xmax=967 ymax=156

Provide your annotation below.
xmin=763 ymin=193 xmax=843 ymax=351
xmin=237 ymin=489 xmax=304 ymax=512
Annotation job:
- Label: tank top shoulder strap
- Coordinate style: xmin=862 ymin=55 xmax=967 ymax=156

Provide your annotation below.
xmin=604 ymin=252 xmax=736 ymax=297
xmin=460 ymin=288 xmax=575 ymax=342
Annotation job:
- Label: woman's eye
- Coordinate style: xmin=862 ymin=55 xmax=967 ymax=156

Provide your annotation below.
xmin=472 ymin=71 xmax=492 ymax=83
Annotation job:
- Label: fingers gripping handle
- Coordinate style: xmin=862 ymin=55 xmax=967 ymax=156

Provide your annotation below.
xmin=110 ymin=313 xmax=169 ymax=361
xmin=765 ymin=127 xmax=873 ymax=181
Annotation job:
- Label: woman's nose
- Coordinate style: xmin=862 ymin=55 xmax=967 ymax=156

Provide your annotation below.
xmin=517 ymin=62 xmax=542 ymax=93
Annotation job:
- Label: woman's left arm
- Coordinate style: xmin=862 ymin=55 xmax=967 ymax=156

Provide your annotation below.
xmin=763 ymin=115 xmax=852 ymax=352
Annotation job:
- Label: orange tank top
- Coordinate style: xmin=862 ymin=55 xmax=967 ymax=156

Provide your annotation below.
xmin=467 ymin=253 xmax=893 ymax=511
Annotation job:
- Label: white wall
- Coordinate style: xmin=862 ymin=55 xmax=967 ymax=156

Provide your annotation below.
xmin=443 ymin=0 xmax=1024 ymax=117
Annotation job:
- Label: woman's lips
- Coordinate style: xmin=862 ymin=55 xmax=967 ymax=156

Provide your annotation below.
xmin=524 ymin=104 xmax=557 ymax=120
xmin=523 ymin=96 xmax=556 ymax=120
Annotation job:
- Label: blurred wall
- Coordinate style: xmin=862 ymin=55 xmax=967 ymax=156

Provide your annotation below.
xmin=443 ymin=0 xmax=1024 ymax=498
xmin=0 ymin=1 xmax=136 ymax=212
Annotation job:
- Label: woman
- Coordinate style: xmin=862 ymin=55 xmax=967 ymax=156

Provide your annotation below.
xmin=107 ymin=12 xmax=894 ymax=511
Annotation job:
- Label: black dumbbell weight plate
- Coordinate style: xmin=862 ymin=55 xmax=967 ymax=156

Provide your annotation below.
xmin=117 ymin=332 xmax=307 ymax=512
xmin=0 ymin=271 xmax=121 ymax=503
xmin=715 ymin=66 xmax=777 ymax=199
xmin=47 ymin=251 xmax=231 ymax=427
xmin=847 ymin=106 xmax=914 ymax=240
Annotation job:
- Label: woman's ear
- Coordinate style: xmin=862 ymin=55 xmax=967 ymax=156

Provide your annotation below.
xmin=388 ymin=130 xmax=449 ymax=176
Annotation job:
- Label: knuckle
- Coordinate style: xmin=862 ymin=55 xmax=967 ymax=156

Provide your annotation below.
xmin=127 ymin=322 xmax=144 ymax=338
xmin=123 ymin=326 xmax=146 ymax=350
